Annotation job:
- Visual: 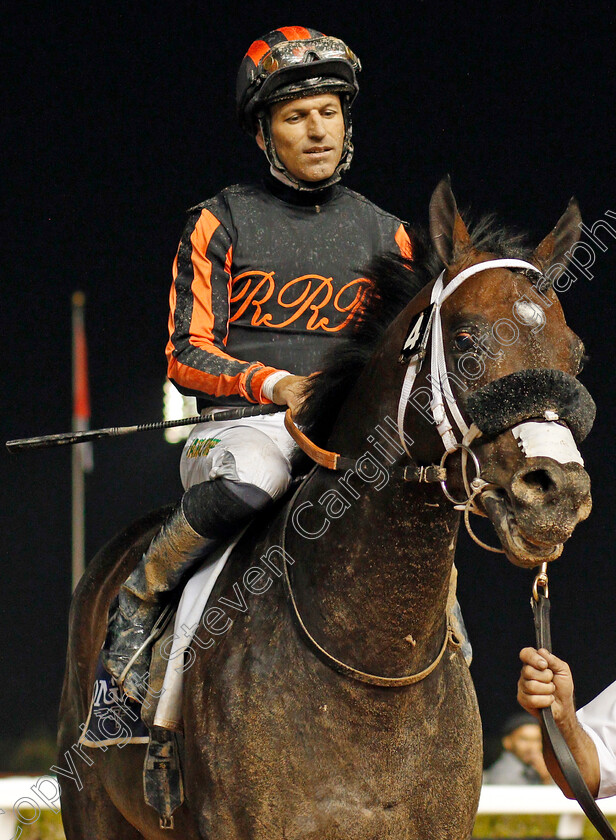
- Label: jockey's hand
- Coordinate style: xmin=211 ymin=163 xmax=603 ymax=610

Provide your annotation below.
xmin=272 ymin=375 xmax=309 ymax=415
xmin=518 ymin=647 xmax=576 ymax=727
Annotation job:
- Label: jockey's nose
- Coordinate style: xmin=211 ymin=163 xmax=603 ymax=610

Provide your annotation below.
xmin=307 ymin=112 xmax=327 ymax=139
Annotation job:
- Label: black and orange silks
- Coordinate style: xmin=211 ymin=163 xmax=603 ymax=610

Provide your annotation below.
xmin=166 ymin=176 xmax=412 ymax=409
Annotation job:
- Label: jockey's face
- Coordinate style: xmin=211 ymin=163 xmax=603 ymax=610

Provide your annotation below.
xmin=256 ymin=93 xmax=345 ymax=183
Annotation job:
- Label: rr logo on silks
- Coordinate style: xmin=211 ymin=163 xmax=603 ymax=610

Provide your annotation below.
xmin=399 ymin=304 xmax=435 ymax=364
xmin=185 ymin=437 xmax=221 ymax=459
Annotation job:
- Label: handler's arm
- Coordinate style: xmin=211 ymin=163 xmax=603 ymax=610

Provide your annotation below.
xmin=518 ymin=647 xmax=601 ymax=797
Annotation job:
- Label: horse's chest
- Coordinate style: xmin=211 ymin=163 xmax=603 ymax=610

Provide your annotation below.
xmin=185 ymin=646 xmax=482 ymax=839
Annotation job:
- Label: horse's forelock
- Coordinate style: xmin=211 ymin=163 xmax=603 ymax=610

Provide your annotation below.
xmin=465 ymin=213 xmax=535 ymax=261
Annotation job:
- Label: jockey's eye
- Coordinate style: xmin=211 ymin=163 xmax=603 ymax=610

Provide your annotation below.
xmin=454 ymin=331 xmax=475 ymax=352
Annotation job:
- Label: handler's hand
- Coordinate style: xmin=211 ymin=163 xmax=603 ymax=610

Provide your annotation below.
xmin=272 ymin=375 xmax=309 ymax=415
xmin=518 ymin=646 xmax=601 ymax=797
xmin=518 ymin=647 xmax=576 ymax=726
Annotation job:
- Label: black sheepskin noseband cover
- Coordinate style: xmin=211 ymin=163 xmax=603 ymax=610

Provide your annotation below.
xmin=464 ymin=369 xmax=596 ymax=443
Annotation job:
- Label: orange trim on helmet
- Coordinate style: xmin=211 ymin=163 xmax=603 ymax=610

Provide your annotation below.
xmin=246 ymin=39 xmax=271 ymax=67
xmin=277 ymin=26 xmax=313 ymax=41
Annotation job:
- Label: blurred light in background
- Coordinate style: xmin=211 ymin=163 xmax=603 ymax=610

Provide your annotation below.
xmin=163 ymin=380 xmax=196 ymax=443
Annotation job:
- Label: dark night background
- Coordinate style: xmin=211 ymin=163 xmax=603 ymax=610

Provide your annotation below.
xmin=2 ymin=1 xmax=615 ymax=764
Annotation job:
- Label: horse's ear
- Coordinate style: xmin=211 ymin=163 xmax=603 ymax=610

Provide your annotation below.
xmin=429 ymin=177 xmax=472 ymax=266
xmin=532 ymin=198 xmax=582 ymax=271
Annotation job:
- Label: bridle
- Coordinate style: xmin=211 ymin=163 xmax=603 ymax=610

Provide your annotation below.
xmin=287 ymin=258 xmax=571 ymax=554
xmin=281 ymin=256 xmax=593 ymax=687
xmin=395 ymin=258 xmax=549 ymax=552
xmin=396 ymin=258 xmax=546 ymax=453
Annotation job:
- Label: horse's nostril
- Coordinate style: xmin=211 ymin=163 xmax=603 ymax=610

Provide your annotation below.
xmin=510 ymin=462 xmax=566 ymax=506
xmin=522 ymin=469 xmax=556 ymax=494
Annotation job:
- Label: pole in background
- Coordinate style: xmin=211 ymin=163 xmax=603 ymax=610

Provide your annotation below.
xmin=71 ymin=291 xmax=92 ymax=591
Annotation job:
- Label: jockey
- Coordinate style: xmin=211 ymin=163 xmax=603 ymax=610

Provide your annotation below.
xmin=102 ymin=26 xmax=417 ymax=701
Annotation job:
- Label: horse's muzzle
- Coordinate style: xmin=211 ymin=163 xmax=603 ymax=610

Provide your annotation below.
xmin=508 ymin=457 xmax=592 ymax=541
xmin=481 ymin=457 xmax=592 ymax=568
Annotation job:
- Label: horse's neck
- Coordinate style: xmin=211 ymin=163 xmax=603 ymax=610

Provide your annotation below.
xmin=285 ymin=305 xmax=462 ymax=677
xmin=286 ymin=462 xmax=460 ymax=679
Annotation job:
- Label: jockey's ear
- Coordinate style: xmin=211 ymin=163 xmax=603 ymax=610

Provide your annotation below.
xmin=532 ymin=198 xmax=582 ymax=272
xmin=429 ymin=176 xmax=471 ymax=266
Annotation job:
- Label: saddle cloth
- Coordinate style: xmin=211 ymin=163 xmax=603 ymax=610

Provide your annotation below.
xmin=150 ymin=531 xmax=244 ymax=730
xmin=79 ymin=532 xmax=243 ymax=747
xmin=78 ymin=658 xmax=149 ymax=747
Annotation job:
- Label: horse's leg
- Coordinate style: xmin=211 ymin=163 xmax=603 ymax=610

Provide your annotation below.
xmin=59 ymin=759 xmax=144 ymax=840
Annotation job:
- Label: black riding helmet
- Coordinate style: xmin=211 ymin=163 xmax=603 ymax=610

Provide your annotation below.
xmin=236 ymin=26 xmax=361 ymax=189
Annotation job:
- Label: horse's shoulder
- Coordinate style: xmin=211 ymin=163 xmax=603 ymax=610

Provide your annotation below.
xmin=210 ymin=491 xmax=291 ymax=603
xmin=195 ymin=485 xmax=300 ymax=639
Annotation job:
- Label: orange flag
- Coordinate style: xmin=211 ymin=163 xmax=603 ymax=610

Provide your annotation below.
xmin=72 ymin=291 xmax=93 ymax=471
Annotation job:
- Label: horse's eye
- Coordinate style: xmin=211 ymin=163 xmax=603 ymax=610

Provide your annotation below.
xmin=577 ymin=353 xmax=589 ymax=374
xmin=454 ymin=332 xmax=475 ymax=352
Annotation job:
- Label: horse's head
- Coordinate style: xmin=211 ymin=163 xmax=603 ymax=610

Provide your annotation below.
xmin=400 ymin=179 xmax=594 ymax=568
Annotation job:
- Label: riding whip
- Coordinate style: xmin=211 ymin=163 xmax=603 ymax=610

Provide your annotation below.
xmin=6 ymin=404 xmax=285 ymax=454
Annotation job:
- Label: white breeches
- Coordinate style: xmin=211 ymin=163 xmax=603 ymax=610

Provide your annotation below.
xmin=179 ymin=410 xmax=295 ymax=501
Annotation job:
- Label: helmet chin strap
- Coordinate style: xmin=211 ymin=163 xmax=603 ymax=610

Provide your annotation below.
xmin=268 ymin=165 xmax=303 ymax=189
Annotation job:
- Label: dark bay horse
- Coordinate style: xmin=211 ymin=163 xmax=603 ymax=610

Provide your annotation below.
xmin=58 ymin=180 xmax=594 ymax=839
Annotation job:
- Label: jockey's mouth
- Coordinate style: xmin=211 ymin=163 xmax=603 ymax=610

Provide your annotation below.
xmin=304 ymin=145 xmax=333 ymax=155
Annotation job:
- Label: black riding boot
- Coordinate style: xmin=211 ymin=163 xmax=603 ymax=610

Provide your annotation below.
xmin=101 ymin=477 xmax=270 ymax=701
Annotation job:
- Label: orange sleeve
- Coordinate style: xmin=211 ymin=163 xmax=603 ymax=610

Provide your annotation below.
xmin=166 ymin=207 xmax=280 ymax=403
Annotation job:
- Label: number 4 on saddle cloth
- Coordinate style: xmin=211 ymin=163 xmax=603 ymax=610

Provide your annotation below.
xmin=79 ymin=642 xmax=186 ymax=828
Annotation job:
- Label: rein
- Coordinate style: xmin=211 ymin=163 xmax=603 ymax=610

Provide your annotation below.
xmin=284 ymin=410 xmax=446 ymax=484
xmin=279 ymin=469 xmax=461 ymax=688
xmin=285 ymin=409 xmax=503 ymax=553
xmin=531 ymin=567 xmax=616 ymax=840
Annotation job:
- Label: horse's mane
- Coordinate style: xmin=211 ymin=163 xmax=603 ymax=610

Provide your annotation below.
xmin=297 ymin=216 xmax=535 ymax=444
